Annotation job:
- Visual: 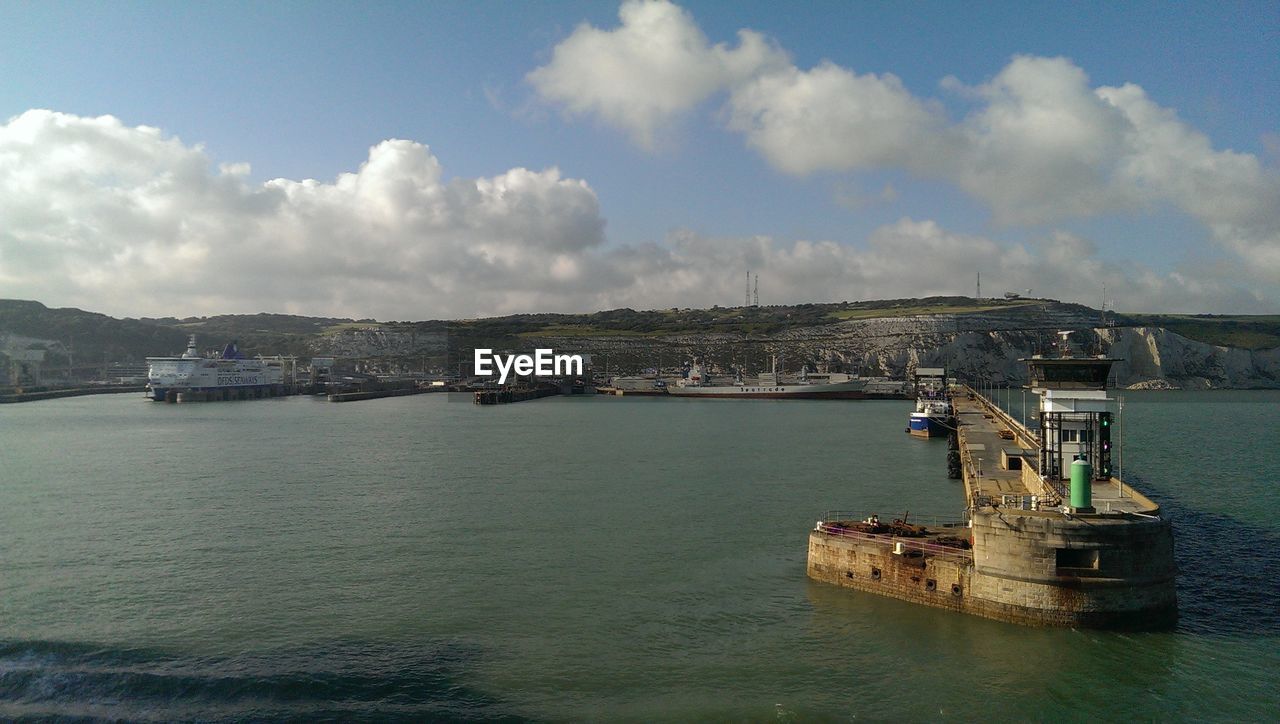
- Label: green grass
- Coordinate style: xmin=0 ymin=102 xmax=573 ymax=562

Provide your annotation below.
xmin=828 ymin=300 xmax=1035 ymax=320
xmin=1127 ymin=315 xmax=1280 ymax=350
xmin=323 ymin=322 xmax=386 ymax=333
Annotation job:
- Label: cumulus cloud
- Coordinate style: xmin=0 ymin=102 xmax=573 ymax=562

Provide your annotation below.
xmin=949 ymin=56 xmax=1136 ymax=224
xmin=527 ymin=0 xmax=787 ymax=147
xmin=591 ymin=220 xmax=1267 ymax=314
xmin=728 ymin=55 xmax=1280 ymax=273
xmin=727 ymin=62 xmax=953 ymax=175
xmin=530 ymin=3 xmax=1280 ymax=280
xmin=0 ymin=109 xmax=1272 ymax=319
xmin=0 ymin=110 xmax=608 ymax=319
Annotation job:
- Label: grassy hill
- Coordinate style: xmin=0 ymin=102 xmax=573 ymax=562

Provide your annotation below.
xmin=3 ymin=297 xmax=1277 ymax=378
xmin=0 ymin=299 xmax=188 ymax=362
xmin=1125 ymin=314 xmax=1280 ymax=350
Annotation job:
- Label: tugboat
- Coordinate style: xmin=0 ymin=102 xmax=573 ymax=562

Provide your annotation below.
xmin=907 ymin=367 xmax=951 ymax=437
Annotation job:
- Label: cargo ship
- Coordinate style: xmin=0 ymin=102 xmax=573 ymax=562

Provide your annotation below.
xmin=908 ymin=367 xmax=951 ymax=437
xmin=666 ymin=359 xmax=867 ymax=399
xmin=146 ymin=336 xmax=285 ymax=402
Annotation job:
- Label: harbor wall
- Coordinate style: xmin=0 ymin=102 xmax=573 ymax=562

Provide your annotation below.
xmin=966 ymin=510 xmax=1178 ymax=628
xmin=807 ymin=519 xmax=1177 ymax=629
xmin=807 ymin=533 xmax=971 ymax=615
xmin=0 ymin=385 xmax=146 ymax=403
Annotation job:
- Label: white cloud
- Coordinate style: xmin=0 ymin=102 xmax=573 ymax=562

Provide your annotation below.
xmin=591 ymin=220 xmax=1267 ymax=314
xmin=527 ymin=0 xmax=787 ymax=148
xmin=0 ymin=109 xmax=1272 ymax=320
xmin=950 ymin=56 xmax=1137 ymax=224
xmin=530 ymin=3 xmax=1280 ymax=280
xmin=0 ymin=110 xmax=608 ymax=319
xmin=727 ymin=62 xmax=952 ymax=175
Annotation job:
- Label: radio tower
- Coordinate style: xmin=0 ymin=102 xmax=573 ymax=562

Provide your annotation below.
xmin=746 ymin=271 xmax=751 ymax=307
xmin=1100 ymin=283 xmax=1107 ymax=327
xmin=976 ymin=272 xmax=981 ymax=300
xmin=753 ymin=274 xmax=759 ymax=306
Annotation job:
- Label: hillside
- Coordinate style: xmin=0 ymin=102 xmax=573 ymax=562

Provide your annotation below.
xmin=3 ymin=297 xmax=1278 ymax=388
xmin=0 ymin=300 xmax=188 ymax=367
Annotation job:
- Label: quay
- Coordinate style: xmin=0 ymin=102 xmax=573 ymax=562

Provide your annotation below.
xmin=328 ymin=387 xmax=429 ymax=402
xmin=163 ymin=384 xmax=289 ymax=403
xmin=474 ymin=386 xmax=560 ymax=405
xmin=0 ymin=384 xmax=147 ymax=404
xmin=808 ymin=349 xmax=1178 ymax=629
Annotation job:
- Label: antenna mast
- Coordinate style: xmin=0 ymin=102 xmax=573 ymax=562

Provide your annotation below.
xmin=746 ymin=271 xmax=751 ymax=307
xmin=976 ymin=272 xmax=981 ymax=299
xmin=1100 ymin=283 xmax=1107 ymax=328
xmin=753 ymin=274 xmax=759 ymax=306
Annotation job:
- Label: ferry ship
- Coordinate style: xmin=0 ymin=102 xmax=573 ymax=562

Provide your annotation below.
xmin=666 ymin=359 xmax=867 ymax=399
xmin=146 ymin=336 xmax=284 ymax=401
xmin=908 ymin=367 xmax=951 ymax=437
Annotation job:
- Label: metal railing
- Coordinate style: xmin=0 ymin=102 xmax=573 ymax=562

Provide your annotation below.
xmin=964 ymin=384 xmax=1038 ymax=449
xmin=814 ymin=522 xmax=975 ymax=564
xmin=818 ymin=510 xmax=969 ymax=528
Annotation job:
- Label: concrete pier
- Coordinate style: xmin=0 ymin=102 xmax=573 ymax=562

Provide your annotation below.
xmin=165 ymin=384 xmax=287 ymax=402
xmin=473 ymin=386 xmax=560 ymax=405
xmin=808 ymin=384 xmax=1177 ymax=629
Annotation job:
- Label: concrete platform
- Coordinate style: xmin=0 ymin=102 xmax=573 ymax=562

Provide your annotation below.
xmin=952 ymin=390 xmax=1159 ymax=516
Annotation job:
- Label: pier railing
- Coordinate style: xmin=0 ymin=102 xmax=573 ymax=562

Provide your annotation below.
xmin=815 ymin=514 xmax=974 ymax=564
xmin=819 ymin=511 xmax=968 ymax=528
xmin=963 ymin=385 xmax=1038 ymax=450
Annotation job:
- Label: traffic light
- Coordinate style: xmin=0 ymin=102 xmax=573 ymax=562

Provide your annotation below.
xmin=1098 ymin=411 xmax=1113 ymax=480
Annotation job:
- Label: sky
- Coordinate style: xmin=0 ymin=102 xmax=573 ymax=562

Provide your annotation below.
xmin=1 ymin=0 xmax=1277 ymax=320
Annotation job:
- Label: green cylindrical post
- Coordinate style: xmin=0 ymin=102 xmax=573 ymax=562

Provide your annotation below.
xmin=1070 ymin=459 xmax=1093 ymax=509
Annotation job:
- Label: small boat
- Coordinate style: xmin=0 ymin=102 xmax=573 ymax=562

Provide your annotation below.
xmin=908 ymin=367 xmax=951 ymax=437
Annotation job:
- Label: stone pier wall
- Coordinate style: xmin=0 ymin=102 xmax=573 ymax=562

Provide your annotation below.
xmin=966 ymin=510 xmax=1178 ymax=628
xmin=807 ymin=510 xmax=1178 ymax=629
xmin=807 ymin=532 xmax=971 ymax=615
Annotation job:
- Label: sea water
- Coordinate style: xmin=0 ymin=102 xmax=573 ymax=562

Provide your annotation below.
xmin=1 ymin=390 xmax=1277 ymax=720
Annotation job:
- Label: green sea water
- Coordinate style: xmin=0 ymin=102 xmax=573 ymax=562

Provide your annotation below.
xmin=1 ymin=390 xmax=1277 ymax=720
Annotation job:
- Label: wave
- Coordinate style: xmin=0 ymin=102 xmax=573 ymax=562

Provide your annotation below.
xmin=0 ymin=639 xmax=531 ymax=722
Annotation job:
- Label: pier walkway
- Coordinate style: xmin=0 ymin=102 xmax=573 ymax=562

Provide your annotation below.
xmin=953 ymin=386 xmax=1158 ymax=516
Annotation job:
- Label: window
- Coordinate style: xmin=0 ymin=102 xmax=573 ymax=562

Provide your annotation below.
xmin=1056 ymin=548 xmax=1099 ymax=571
xmin=1062 ymin=429 xmax=1078 ymax=442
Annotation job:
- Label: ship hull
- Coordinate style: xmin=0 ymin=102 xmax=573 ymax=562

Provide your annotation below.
xmin=666 ymin=381 xmax=867 ymax=399
xmin=146 ymin=357 xmax=284 ymax=401
xmin=908 ymin=413 xmax=950 ymax=437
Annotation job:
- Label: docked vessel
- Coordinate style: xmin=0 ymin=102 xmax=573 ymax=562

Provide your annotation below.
xmin=907 ymin=367 xmax=951 ymax=437
xmin=602 ymin=375 xmax=669 ymax=396
xmin=666 ymin=359 xmax=867 ymax=399
xmin=147 ymin=336 xmax=285 ymax=402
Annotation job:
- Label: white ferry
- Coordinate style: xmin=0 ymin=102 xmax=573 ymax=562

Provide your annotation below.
xmin=147 ymin=336 xmax=284 ymax=401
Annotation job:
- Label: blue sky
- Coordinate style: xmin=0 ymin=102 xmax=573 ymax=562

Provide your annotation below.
xmin=1 ymin=1 xmax=1277 ymax=318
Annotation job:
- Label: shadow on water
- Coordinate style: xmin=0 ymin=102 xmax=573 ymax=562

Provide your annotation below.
xmin=800 ymin=579 xmax=1187 ymax=721
xmin=1125 ymin=473 xmax=1280 ymax=638
xmin=0 ymin=638 xmax=532 ymax=722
